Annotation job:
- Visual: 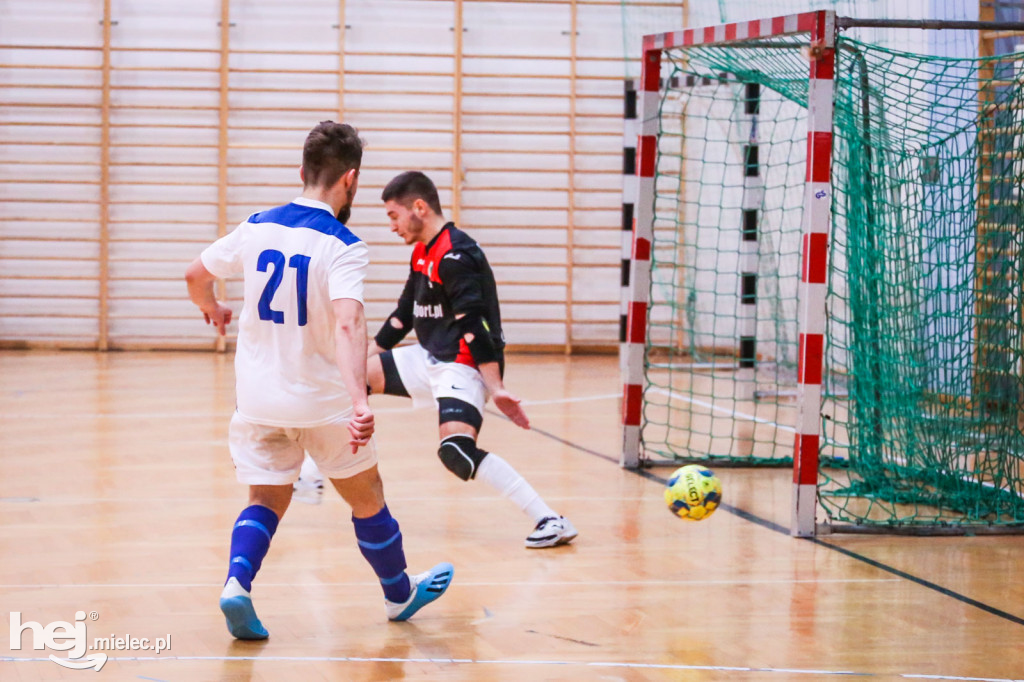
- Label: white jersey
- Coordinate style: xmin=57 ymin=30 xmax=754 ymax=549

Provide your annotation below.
xmin=201 ymin=197 xmax=369 ymax=427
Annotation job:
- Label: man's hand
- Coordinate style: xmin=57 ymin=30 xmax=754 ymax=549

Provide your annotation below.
xmin=186 ymin=257 xmax=232 ymax=336
xmin=348 ymin=404 xmax=375 ymax=453
xmin=202 ymin=303 xmax=233 ymax=336
xmin=491 ymin=388 xmax=530 ymax=430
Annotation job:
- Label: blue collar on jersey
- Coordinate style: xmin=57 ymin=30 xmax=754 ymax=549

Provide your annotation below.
xmin=248 ymin=198 xmax=361 ymax=245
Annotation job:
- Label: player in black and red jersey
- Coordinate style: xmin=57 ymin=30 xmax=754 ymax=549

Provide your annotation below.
xmin=368 ymin=171 xmax=577 ymax=548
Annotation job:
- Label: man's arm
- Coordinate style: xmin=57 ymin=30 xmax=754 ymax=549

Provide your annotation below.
xmin=476 ymin=359 xmax=530 ymax=430
xmin=439 ymin=253 xmax=529 ymax=429
xmin=333 ymin=297 xmax=375 ymax=452
xmin=373 ymin=272 xmax=416 ymax=354
xmin=185 ymin=257 xmax=233 ymax=336
xmin=439 ymin=253 xmax=500 ymax=365
xmin=367 ymin=339 xmax=386 ymax=358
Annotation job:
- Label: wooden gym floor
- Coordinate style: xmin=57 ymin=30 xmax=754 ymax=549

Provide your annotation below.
xmin=1 ymin=350 xmax=1022 ymax=681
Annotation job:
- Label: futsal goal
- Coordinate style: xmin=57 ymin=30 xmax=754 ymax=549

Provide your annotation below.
xmin=620 ymin=11 xmax=1024 ymax=535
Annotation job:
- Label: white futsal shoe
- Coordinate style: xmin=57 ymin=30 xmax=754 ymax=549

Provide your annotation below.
xmin=525 ymin=516 xmax=578 ymax=548
xmin=292 ymin=476 xmax=323 ymax=505
xmin=293 ymin=453 xmax=324 ymax=505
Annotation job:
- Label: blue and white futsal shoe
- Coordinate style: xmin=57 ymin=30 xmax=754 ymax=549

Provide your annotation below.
xmin=385 ymin=562 xmax=454 ymax=621
xmin=220 ymin=577 xmax=269 ymax=640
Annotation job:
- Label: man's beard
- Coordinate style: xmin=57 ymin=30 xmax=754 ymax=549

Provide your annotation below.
xmin=336 ymin=185 xmax=356 ymax=223
xmin=407 ymin=213 xmax=424 ymax=242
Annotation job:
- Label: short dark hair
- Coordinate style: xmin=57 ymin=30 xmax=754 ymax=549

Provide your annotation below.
xmin=381 ymin=171 xmax=443 ymax=216
xmin=302 ymin=121 xmax=363 ymax=189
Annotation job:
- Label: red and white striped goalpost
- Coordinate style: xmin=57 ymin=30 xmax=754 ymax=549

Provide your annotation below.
xmin=619 ymin=11 xmax=837 ymax=537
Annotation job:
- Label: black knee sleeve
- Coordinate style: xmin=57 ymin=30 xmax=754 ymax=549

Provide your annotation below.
xmin=379 ymin=350 xmax=410 ymax=398
xmin=438 ymin=397 xmax=482 ymax=431
xmin=438 ymin=434 xmax=489 ymax=481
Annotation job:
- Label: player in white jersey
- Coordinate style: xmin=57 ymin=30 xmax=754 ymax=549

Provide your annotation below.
xmin=185 ymin=121 xmax=452 ymax=640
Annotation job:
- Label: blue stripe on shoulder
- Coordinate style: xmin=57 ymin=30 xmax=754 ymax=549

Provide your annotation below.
xmin=249 ymin=203 xmax=361 ymax=245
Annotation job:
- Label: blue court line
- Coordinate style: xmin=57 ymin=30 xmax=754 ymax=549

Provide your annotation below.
xmin=486 ymin=408 xmax=1024 ymax=629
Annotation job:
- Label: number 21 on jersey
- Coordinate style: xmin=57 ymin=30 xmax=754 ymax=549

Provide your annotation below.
xmin=256 ymin=249 xmax=310 ymax=326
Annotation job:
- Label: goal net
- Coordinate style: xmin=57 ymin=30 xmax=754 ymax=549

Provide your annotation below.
xmin=621 ymin=12 xmax=1024 ymax=534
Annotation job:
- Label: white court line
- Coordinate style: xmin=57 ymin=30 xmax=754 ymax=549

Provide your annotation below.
xmin=0 ymin=578 xmax=900 ymax=589
xmin=0 ymin=655 xmax=1019 ymax=680
xmin=650 ymin=387 xmax=797 ymax=433
xmin=0 ymin=392 xmax=620 ymax=419
xmin=902 ymin=677 xmax=1024 ymax=682
xmin=648 ymin=387 xmax=862 ymax=451
xmin=654 ymin=388 xmax=1006 ymax=478
xmin=648 ymin=386 xmax=1022 ymax=495
xmin=520 ymin=392 xmax=619 ymax=406
xmin=0 ymin=406 xmax=429 ymax=419
xmin=1 ymin=495 xmax=659 ymax=504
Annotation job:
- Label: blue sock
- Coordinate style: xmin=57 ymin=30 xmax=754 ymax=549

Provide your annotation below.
xmin=226 ymin=505 xmax=279 ymax=592
xmin=352 ymin=505 xmax=411 ymax=603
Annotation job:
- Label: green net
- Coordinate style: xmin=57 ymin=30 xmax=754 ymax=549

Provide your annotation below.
xmin=641 ymin=32 xmax=1024 ymax=528
xmin=824 ymin=39 xmax=1024 ymax=527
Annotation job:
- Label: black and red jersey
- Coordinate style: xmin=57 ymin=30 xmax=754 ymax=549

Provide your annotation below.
xmin=375 ymin=222 xmax=504 ymax=367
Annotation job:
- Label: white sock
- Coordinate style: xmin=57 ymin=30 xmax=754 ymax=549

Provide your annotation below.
xmin=475 ymin=452 xmax=557 ymax=523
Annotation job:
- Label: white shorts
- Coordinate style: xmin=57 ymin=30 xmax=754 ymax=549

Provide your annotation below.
xmin=228 ymin=412 xmax=377 ymax=485
xmin=390 ymin=344 xmax=488 ymax=415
